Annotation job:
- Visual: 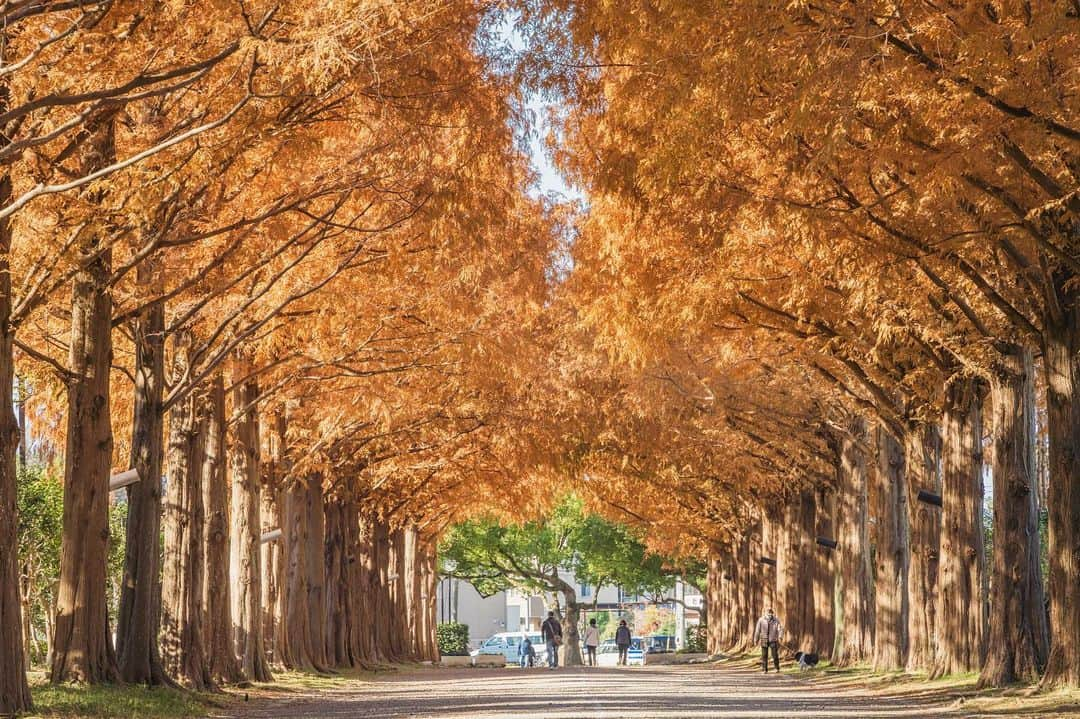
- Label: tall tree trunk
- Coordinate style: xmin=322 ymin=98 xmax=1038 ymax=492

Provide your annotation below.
xmin=1041 ymin=274 xmax=1080 ymax=688
xmin=263 ymin=408 xmax=286 ymax=668
xmin=116 ymin=264 xmax=170 ymax=686
xmin=403 ymin=524 xmax=420 ymax=661
xmin=871 ymin=424 xmax=909 ymax=671
xmin=324 ymin=497 xmax=350 ymax=668
xmin=342 ymin=493 xmax=366 ymax=667
xmin=747 ymin=515 xmax=765 ymax=642
xmin=357 ymin=517 xmax=380 ymax=665
xmin=201 ymin=375 xmax=242 ymax=684
xmin=706 ymin=547 xmax=723 ymax=655
xmin=51 ymin=116 xmax=119 ymax=684
xmin=980 ymin=346 xmax=1048 ymax=687
xmin=906 ymin=423 xmax=941 ymax=672
xmin=0 ymin=165 xmax=32 ymax=712
xmin=371 ymin=520 xmax=394 ymax=662
xmin=777 ymin=500 xmax=801 ymax=653
xmin=558 ymin=584 xmax=583 ymax=667
xmin=160 ymin=340 xmax=214 ymax=691
xmin=933 ymin=377 xmax=987 ymax=677
xmin=282 ymin=477 xmax=311 ymax=670
xmin=419 ymin=536 xmax=440 ymax=662
xmin=813 ymin=485 xmax=835 ymax=658
xmin=760 ymin=513 xmax=777 ymax=613
xmin=387 ymin=527 xmax=410 ymax=662
xmin=719 ymin=544 xmax=737 ymax=650
xmin=833 ymin=418 xmax=874 ymax=665
xmin=228 ymin=368 xmax=272 ymax=682
xmin=305 ymin=478 xmax=328 ymax=669
xmin=796 ymin=489 xmax=817 ymax=653
xmin=735 ymin=526 xmax=754 ymax=652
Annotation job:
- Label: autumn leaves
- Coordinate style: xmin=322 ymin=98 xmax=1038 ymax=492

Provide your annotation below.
xmin=515 ymin=0 xmax=1080 ymax=690
xmin=0 ymin=1 xmax=549 ymax=712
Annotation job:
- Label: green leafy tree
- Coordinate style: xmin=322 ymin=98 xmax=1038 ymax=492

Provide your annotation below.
xmin=16 ymin=464 xmax=63 ymax=665
xmin=439 ymin=495 xmax=684 ymax=666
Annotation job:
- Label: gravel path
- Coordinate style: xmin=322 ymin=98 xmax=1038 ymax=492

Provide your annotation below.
xmin=214 ymin=663 xmax=964 ymax=718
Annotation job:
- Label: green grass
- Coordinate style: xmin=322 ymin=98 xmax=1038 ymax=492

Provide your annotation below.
xmin=24 ymin=682 xmax=221 ymax=719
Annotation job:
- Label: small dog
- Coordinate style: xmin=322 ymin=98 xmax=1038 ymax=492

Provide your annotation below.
xmin=794 ymin=651 xmax=819 ymax=671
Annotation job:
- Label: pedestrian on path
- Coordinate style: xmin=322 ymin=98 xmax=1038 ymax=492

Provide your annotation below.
xmin=752 ymin=608 xmax=783 ymax=673
xmin=519 ymin=635 xmax=536 ymax=668
xmin=583 ymin=618 xmax=600 ymax=666
xmin=615 ymin=619 xmax=632 ymax=666
xmin=541 ymin=611 xmax=563 ymax=669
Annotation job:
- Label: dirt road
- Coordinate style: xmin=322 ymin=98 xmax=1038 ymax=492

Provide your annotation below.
xmin=214 ymin=663 xmax=964 ymax=718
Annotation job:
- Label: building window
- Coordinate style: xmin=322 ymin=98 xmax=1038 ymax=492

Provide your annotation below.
xmin=579 ymin=583 xmax=591 ymax=597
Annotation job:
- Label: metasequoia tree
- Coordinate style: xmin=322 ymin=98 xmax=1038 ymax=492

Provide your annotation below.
xmin=517 ymin=0 xmax=1073 ymax=688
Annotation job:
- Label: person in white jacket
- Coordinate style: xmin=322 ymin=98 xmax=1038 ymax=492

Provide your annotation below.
xmin=583 ymin=618 xmax=601 ymax=666
xmin=752 ymin=608 xmax=783 ymax=673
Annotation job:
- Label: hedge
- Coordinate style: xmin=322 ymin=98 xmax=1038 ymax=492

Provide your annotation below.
xmin=437 ymin=622 xmax=470 ymax=656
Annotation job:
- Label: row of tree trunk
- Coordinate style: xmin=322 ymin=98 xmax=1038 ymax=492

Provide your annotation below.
xmin=706 ymin=358 xmax=1050 ymax=687
xmin=156 ymin=382 xmax=441 ymax=689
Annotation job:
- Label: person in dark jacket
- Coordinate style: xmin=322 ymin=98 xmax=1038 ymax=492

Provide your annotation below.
xmin=541 ymin=611 xmax=563 ymax=669
xmin=615 ymin=619 xmax=632 ymax=666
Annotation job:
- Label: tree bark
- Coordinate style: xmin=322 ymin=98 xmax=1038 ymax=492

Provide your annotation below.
xmin=371 ymin=519 xmax=394 ymax=662
xmin=305 ymin=478 xmax=328 ymax=668
xmin=871 ymin=424 xmax=909 ymax=671
xmin=747 ymin=515 xmax=765 ymax=641
xmin=324 ymin=496 xmax=351 ymax=668
xmin=979 ymin=346 xmax=1048 ymax=687
xmin=777 ymin=500 xmax=801 ymax=653
xmin=160 ymin=338 xmax=214 ymax=691
xmin=51 ymin=117 xmax=120 ymax=685
xmin=760 ymin=513 xmax=777 ymax=613
xmin=262 ymin=408 xmax=286 ymax=668
xmin=706 ymin=547 xmax=723 ymax=655
xmin=906 ymin=423 xmax=941 ymax=673
xmin=116 ymin=262 xmax=170 ymax=686
xmin=832 ymin=417 xmax=875 ymax=665
xmin=933 ymin=377 xmax=987 ymax=677
xmin=0 ymin=164 xmax=32 ymax=712
xmin=357 ymin=517 xmax=381 ymax=664
xmin=228 ymin=368 xmax=272 ymax=682
xmin=387 ymin=527 xmax=410 ymax=662
xmin=734 ymin=526 xmax=754 ymax=652
xmin=282 ymin=476 xmax=321 ymax=671
xmin=201 ymin=375 xmax=242 ymax=684
xmin=557 ymin=583 xmax=583 ymax=667
xmin=813 ymin=485 xmax=835 ymax=658
xmin=796 ymin=489 xmax=817 ymax=653
xmin=418 ymin=535 xmax=440 ymax=662
xmin=1041 ymin=275 xmax=1080 ymax=688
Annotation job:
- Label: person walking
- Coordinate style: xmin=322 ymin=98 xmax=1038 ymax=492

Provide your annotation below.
xmin=541 ymin=611 xmax=563 ymax=669
xmin=583 ymin=618 xmax=600 ymax=666
xmin=518 ymin=635 xmax=536 ymax=668
xmin=615 ymin=619 xmax=632 ymax=666
xmin=752 ymin=608 xmax=783 ymax=673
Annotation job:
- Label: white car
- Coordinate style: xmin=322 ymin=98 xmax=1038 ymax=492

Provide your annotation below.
xmin=595 ymin=637 xmax=646 ymax=666
xmin=470 ymin=632 xmax=545 ymax=664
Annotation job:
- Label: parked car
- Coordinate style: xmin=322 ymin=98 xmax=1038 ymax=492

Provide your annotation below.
xmin=470 ymin=632 xmax=545 ymax=663
xmin=645 ymin=635 xmax=676 ymax=653
xmin=596 ymin=637 xmax=645 ymax=666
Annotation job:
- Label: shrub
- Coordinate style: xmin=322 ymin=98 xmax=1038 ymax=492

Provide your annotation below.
xmin=683 ymin=624 xmax=708 ymax=653
xmin=436 ymin=622 xmax=470 ymax=656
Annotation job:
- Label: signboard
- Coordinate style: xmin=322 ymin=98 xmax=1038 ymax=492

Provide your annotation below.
xmin=626 ymin=647 xmax=645 ymax=666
